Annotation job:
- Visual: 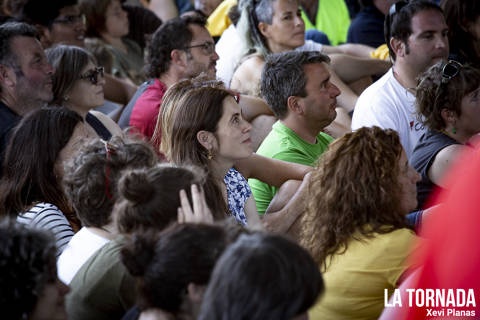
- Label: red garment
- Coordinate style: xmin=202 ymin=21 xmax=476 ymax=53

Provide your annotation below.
xmin=129 ymin=78 xmax=167 ymax=140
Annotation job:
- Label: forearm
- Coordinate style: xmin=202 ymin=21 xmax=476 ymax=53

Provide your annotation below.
xmin=239 ymin=95 xmax=274 ymax=121
xmin=262 ymin=175 xmax=309 ymax=234
xmin=149 ymin=0 xmax=178 ymax=21
xmin=329 ymin=53 xmax=391 ymax=83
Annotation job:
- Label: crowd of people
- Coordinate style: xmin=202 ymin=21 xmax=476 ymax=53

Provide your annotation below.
xmin=0 ymin=0 xmax=479 ymax=319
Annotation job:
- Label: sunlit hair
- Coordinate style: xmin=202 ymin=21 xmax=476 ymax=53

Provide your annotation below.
xmin=156 ymin=75 xmax=236 ymax=219
xmin=416 ymin=61 xmax=480 ymax=131
xmin=301 ymin=127 xmax=411 ymax=269
xmin=45 ymin=45 xmax=98 ymax=106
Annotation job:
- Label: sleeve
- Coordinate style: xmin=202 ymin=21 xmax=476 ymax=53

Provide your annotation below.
xmin=352 ymin=92 xmax=400 ymax=132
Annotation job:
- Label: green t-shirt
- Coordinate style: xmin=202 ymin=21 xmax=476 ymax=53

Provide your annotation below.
xmin=249 ymin=121 xmax=333 ymax=214
xmin=66 ymin=236 xmax=135 ymax=320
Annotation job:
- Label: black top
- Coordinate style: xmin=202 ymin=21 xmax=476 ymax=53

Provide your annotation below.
xmin=410 ymin=129 xmax=459 ymax=209
xmin=0 ymin=101 xmax=20 ymax=169
xmin=347 ymin=4 xmax=385 ymax=48
xmin=86 ymin=112 xmax=112 ymax=140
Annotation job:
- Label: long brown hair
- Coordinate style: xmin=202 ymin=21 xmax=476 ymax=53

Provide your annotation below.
xmin=301 ymin=127 xmax=411 ymax=269
xmin=157 ymin=77 xmax=233 ymax=219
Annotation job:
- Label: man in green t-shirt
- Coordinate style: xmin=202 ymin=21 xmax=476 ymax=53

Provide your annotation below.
xmin=249 ymin=51 xmax=340 ymax=214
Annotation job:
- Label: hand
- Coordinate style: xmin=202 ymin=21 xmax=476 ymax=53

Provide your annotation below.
xmin=177 ymin=184 xmax=214 ymax=224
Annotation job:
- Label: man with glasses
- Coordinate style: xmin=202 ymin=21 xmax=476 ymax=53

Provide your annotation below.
xmin=118 ymin=15 xmax=219 ymax=143
xmin=352 ymin=0 xmax=449 ymax=159
xmin=0 ymin=22 xmax=54 ymax=168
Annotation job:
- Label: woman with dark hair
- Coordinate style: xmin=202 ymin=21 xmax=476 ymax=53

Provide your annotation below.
xmin=0 ymin=107 xmax=90 ymax=256
xmin=441 ymin=0 xmax=480 ymax=66
xmin=121 ymin=222 xmax=244 ymax=320
xmin=58 ymin=136 xmax=158 ymax=284
xmin=301 ymin=126 xmax=421 ymax=320
xmin=79 ymin=0 xmax=145 ymax=85
xmin=411 ymin=61 xmax=480 ymax=209
xmin=198 ymin=232 xmax=324 ymax=320
xmin=66 ymin=164 xmax=212 ymax=320
xmin=46 ymin=44 xmax=123 ymax=140
xmin=0 ymin=219 xmax=70 ymax=320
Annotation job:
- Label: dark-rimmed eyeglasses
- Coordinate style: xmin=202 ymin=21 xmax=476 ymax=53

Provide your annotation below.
xmin=385 ymin=1 xmax=409 ymax=44
xmin=52 ymin=14 xmax=86 ymax=26
xmin=182 ymin=41 xmax=215 ymax=55
xmin=79 ymin=67 xmax=104 ymax=85
xmin=441 ymin=60 xmax=463 ymax=84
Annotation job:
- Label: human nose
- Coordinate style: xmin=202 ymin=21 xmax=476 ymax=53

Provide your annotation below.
xmin=57 ymin=278 xmax=70 ymax=296
xmin=410 ymin=166 xmax=421 ymax=183
xmin=45 ymin=62 xmax=55 ymax=75
xmin=241 ymin=118 xmax=252 ymax=133
xmin=294 ymin=14 xmax=304 ymax=28
xmin=211 ymin=49 xmax=219 ymax=61
xmin=329 ymin=82 xmax=341 ymax=97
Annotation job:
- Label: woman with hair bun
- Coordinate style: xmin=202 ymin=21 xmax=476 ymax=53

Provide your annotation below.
xmin=66 ymin=164 xmax=212 ymax=320
xmin=121 ymin=222 xmax=244 ymax=320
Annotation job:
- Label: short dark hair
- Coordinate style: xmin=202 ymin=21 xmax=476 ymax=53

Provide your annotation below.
xmin=385 ymin=0 xmax=443 ymax=61
xmin=0 ymin=21 xmax=37 ymax=68
xmin=19 ymin=0 xmax=77 ymax=27
xmin=45 ymin=45 xmax=97 ymax=106
xmin=261 ymin=50 xmax=330 ymax=119
xmin=63 ymin=136 xmax=158 ymax=228
xmin=121 ymin=222 xmax=244 ymax=313
xmin=416 ymin=61 xmax=480 ymax=131
xmin=0 ymin=219 xmax=57 ymax=320
xmin=145 ymin=15 xmax=206 ymax=78
xmin=198 ymin=232 xmax=324 ymax=320
xmin=0 ymin=107 xmax=82 ymax=230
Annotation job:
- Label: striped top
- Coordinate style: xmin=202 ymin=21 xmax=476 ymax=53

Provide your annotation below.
xmin=17 ymin=202 xmax=74 ymax=258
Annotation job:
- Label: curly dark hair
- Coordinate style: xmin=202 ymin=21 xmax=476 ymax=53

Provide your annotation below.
xmin=416 ymin=61 xmax=480 ymax=131
xmin=301 ymin=127 xmax=411 ymax=269
xmin=63 ymin=136 xmax=158 ymax=228
xmin=145 ymin=15 xmax=206 ymax=78
xmin=0 ymin=219 xmax=57 ymax=320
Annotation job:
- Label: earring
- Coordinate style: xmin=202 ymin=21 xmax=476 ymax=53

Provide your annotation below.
xmin=452 ymin=127 xmax=457 ymax=134
xmin=207 ymin=149 xmax=214 ymax=160
xmin=63 ymin=95 xmax=69 ymax=102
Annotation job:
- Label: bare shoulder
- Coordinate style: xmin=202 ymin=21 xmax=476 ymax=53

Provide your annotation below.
xmin=231 ymin=54 xmax=265 ymax=97
xmin=89 ymin=110 xmax=124 ymax=137
xmin=429 ymin=143 xmax=467 ymax=187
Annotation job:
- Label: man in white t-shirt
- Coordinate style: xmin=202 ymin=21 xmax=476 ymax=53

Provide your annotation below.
xmin=352 ymin=0 xmax=449 ymax=159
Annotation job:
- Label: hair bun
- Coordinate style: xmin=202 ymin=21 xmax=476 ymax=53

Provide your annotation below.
xmin=118 ymin=169 xmax=154 ymax=204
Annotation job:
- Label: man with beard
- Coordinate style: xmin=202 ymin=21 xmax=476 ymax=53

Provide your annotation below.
xmin=118 ymin=15 xmax=219 ymax=141
xmin=352 ymin=0 xmax=449 ymax=159
xmin=0 ymin=22 xmax=54 ymax=164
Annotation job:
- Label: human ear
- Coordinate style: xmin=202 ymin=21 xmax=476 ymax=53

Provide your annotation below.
xmin=390 ymin=37 xmax=405 ymax=58
xmin=196 ymin=130 xmax=215 ymax=150
xmin=35 ymin=25 xmax=53 ymax=49
xmin=0 ymin=64 xmax=16 ymax=88
xmin=186 ymin=283 xmax=206 ymax=303
xmin=440 ymin=108 xmax=457 ymax=124
xmin=258 ymin=21 xmax=270 ymax=38
xmin=287 ymin=95 xmax=304 ymax=115
xmin=171 ymin=49 xmax=187 ymax=69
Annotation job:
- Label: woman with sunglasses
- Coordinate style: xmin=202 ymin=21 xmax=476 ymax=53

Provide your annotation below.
xmin=411 ymin=61 xmax=480 ymax=209
xmin=46 ymin=45 xmax=123 ymax=140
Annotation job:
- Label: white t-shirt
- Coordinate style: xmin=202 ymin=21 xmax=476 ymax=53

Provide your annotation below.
xmin=215 ymin=24 xmax=323 ymax=87
xmin=352 ymin=68 xmax=426 ymax=159
xmin=57 ymin=227 xmax=110 ymax=284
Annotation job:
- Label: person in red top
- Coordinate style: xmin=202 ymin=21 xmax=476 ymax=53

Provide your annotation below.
xmin=118 ymin=15 xmax=218 ymax=141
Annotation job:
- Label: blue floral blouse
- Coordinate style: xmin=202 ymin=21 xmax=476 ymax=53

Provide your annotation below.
xmin=223 ymin=168 xmax=251 ymax=226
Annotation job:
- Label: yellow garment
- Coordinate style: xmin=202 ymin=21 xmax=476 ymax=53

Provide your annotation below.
xmin=309 ymin=228 xmax=420 ymax=320
xmin=207 ymin=0 xmax=237 ymax=37
xmin=371 ymin=44 xmax=390 ymax=60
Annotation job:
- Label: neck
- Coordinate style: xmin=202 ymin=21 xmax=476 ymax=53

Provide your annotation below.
xmin=158 ymin=71 xmax=180 ymax=88
xmin=85 ymin=224 xmax=117 ymax=240
xmin=281 ymin=117 xmax=318 ymax=144
xmin=65 ymin=103 xmax=89 ymax=118
xmin=2 ymin=93 xmax=42 ymax=116
xmin=443 ymin=125 xmax=471 ymax=144
xmin=267 ymin=40 xmax=297 ymax=54
xmin=101 ymin=33 xmax=126 ymax=52
xmin=392 ymin=61 xmax=418 ymax=91
xmin=209 ymin=157 xmax=233 ymax=183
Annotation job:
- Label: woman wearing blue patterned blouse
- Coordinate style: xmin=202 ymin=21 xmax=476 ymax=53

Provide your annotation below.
xmin=157 ymin=77 xmax=263 ymax=229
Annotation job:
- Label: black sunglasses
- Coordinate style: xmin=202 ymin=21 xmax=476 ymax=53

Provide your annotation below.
xmin=385 ymin=0 xmax=409 ymax=45
xmin=441 ymin=60 xmax=463 ymax=84
xmin=79 ymin=66 xmax=105 ymax=85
